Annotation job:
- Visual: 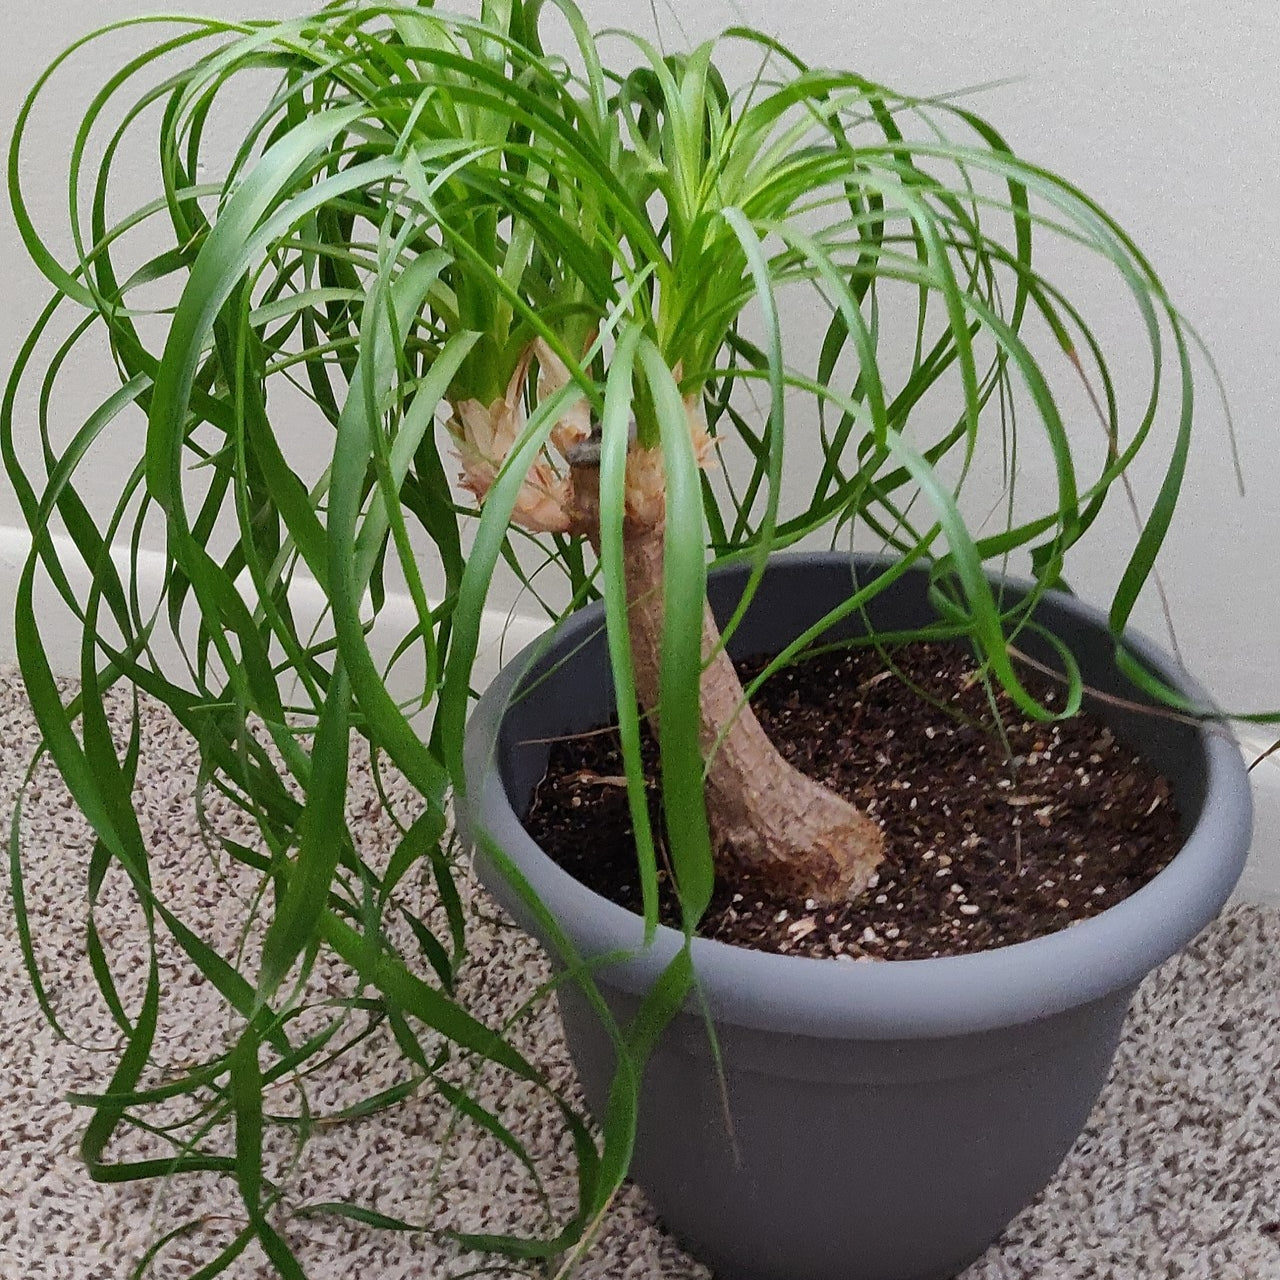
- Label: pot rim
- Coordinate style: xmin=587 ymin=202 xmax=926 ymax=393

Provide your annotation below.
xmin=463 ymin=552 xmax=1254 ymax=1039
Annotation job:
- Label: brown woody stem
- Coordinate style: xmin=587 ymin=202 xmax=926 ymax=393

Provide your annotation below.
xmin=570 ymin=449 xmax=884 ymax=905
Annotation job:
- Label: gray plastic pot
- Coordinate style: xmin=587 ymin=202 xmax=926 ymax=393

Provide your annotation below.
xmin=460 ymin=553 xmax=1253 ymax=1280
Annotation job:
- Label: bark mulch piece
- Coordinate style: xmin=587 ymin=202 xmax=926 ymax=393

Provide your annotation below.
xmin=522 ymin=641 xmax=1184 ymax=961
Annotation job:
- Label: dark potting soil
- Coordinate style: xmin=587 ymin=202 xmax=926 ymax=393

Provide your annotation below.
xmin=522 ymin=642 xmax=1184 ymax=961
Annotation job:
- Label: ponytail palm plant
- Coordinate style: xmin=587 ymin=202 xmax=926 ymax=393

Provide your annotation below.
xmin=5 ymin=0 xmax=1212 ymax=1273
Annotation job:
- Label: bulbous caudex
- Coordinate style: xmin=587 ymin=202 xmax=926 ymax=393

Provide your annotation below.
xmin=566 ymin=447 xmax=884 ymax=906
xmin=447 ymin=351 xmax=884 ymax=905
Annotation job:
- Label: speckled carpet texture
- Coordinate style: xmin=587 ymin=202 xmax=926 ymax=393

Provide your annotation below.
xmin=2 ymin=663 xmax=1279 ymax=1280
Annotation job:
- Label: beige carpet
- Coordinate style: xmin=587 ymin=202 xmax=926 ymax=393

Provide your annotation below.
xmin=2 ymin=662 xmax=1279 ymax=1280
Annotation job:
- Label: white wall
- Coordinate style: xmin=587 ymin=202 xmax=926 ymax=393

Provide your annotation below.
xmin=2 ymin=0 xmax=1277 ymax=890
xmin=4 ymin=0 xmax=1276 ymax=697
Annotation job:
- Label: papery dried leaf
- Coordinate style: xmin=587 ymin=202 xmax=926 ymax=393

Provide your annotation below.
xmin=535 ymin=338 xmax=593 ymax=460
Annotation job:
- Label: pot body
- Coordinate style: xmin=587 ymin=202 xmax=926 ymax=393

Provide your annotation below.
xmin=462 ymin=554 xmax=1253 ymax=1280
xmin=555 ymin=981 xmax=1131 ymax=1280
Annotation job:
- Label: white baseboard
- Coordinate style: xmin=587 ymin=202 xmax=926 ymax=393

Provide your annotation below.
xmin=1237 ymin=734 xmax=1280 ymax=907
xmin=3 ymin=523 xmax=1277 ymax=903
xmin=0 ymin=523 xmax=546 ymax=711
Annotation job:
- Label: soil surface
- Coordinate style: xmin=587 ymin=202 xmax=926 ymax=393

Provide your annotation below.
xmin=522 ymin=642 xmax=1184 ymax=960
